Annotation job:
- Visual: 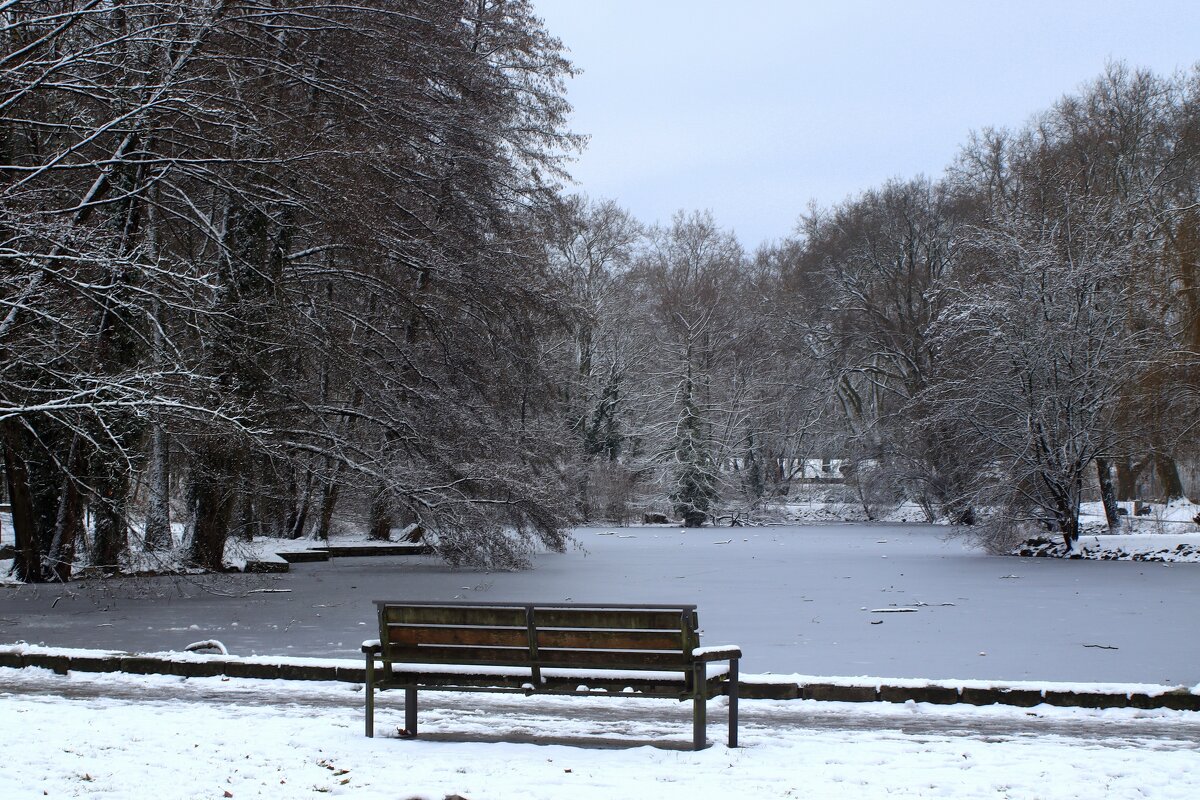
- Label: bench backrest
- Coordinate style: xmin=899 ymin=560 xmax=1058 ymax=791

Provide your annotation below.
xmin=374 ymin=601 xmax=701 ymax=673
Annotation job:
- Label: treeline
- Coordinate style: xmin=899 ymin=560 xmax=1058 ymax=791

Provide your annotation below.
xmin=1 ymin=4 xmax=1197 ymax=588
xmin=554 ymin=63 xmax=1200 ymax=550
xmin=1 ymin=0 xmax=580 ymax=580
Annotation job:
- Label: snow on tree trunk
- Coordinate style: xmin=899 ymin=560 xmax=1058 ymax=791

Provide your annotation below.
xmin=143 ymin=424 xmax=172 ymax=552
xmin=1096 ymin=458 xmax=1122 ymax=532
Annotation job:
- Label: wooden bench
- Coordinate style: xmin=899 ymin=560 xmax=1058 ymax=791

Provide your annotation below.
xmin=362 ymin=601 xmax=740 ymax=750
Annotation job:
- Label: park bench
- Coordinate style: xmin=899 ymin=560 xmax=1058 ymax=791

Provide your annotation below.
xmin=362 ymin=600 xmax=740 ymax=750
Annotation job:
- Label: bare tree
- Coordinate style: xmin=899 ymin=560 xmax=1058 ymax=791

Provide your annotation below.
xmin=928 ymin=197 xmax=1165 ymax=549
xmin=2 ymin=0 xmax=584 ymax=580
xmin=785 ymin=179 xmax=971 ymax=521
xmin=628 ymin=211 xmax=746 ymax=525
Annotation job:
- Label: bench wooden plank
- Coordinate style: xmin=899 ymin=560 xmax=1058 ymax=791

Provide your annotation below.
xmin=534 ymin=608 xmax=691 ymax=630
xmin=380 ymin=673 xmax=695 ymax=698
xmin=387 ymin=620 xmax=690 ymax=649
xmin=532 ymin=649 xmax=688 ymax=670
xmin=380 ymin=645 xmax=689 ymax=671
xmin=387 ymin=625 xmax=529 ymax=648
xmin=382 ymin=605 xmax=528 ymax=626
xmin=534 ymin=629 xmax=684 ymax=651
xmin=381 ymin=645 xmax=533 ymax=666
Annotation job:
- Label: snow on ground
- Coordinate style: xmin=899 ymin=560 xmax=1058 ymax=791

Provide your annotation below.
xmin=1011 ymin=500 xmax=1200 ymax=562
xmin=2 ymin=667 xmax=1198 ymax=800
xmin=1078 ymin=499 xmax=1200 ymax=534
xmin=0 ymin=517 xmax=408 ymax=584
xmin=0 ymin=527 xmax=373 ymax=586
xmin=777 ymin=496 xmax=935 ymax=525
xmin=1018 ymin=533 xmax=1200 ymax=562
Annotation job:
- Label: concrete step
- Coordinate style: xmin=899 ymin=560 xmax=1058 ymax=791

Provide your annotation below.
xmin=324 ymin=544 xmax=430 ymax=557
xmin=276 ymin=550 xmax=330 ymax=563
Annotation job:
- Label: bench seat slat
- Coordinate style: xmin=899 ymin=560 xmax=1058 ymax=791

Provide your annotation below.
xmin=383 ymin=645 xmax=690 ymax=672
xmin=383 ymin=645 xmax=533 ymax=667
xmin=377 ymin=675 xmax=695 ymax=698
xmin=535 ymin=629 xmax=684 ymax=651
xmin=379 ymin=662 xmax=731 ymax=684
xmin=534 ymin=649 xmax=688 ymax=670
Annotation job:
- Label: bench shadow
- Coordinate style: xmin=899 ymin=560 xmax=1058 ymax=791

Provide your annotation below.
xmin=383 ymin=730 xmax=696 ymax=751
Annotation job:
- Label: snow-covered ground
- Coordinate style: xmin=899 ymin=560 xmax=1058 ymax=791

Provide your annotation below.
xmin=775 ymin=494 xmax=1200 ymax=535
xmin=1018 ymin=532 xmax=1200 ymax=562
xmin=1077 ymin=499 xmax=1200 ymax=534
xmin=2 ymin=667 xmax=1198 ymax=800
xmin=0 ymin=516 xmax=416 ymax=581
xmin=776 ymin=495 xmax=938 ymax=524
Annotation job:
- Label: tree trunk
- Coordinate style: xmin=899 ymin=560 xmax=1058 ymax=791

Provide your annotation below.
xmin=1061 ymin=517 xmax=1079 ymax=549
xmin=42 ymin=433 xmax=85 ymax=581
xmin=1115 ymin=456 xmax=1145 ymax=501
xmin=187 ymin=445 xmax=238 ymax=571
xmin=144 ymin=272 xmax=171 ymax=551
xmin=313 ymin=477 xmax=340 ymax=541
xmin=91 ymin=468 xmax=129 ymax=571
xmin=46 ymin=476 xmax=82 ymax=582
xmin=2 ymin=421 xmax=43 ymax=582
xmin=368 ymin=485 xmax=392 ymax=541
xmin=1095 ymin=457 xmax=1121 ymax=531
xmin=143 ymin=424 xmax=172 ymax=550
xmin=287 ymin=467 xmax=314 ymax=540
xmin=1050 ymin=479 xmax=1082 ymax=550
xmin=227 ymin=488 xmax=256 ymax=542
xmin=1153 ymin=454 xmax=1185 ymax=501
xmin=1055 ymin=508 xmax=1080 ymax=549
xmin=188 ymin=480 xmax=235 ymax=571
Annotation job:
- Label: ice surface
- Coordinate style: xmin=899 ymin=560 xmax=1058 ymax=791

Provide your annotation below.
xmin=2 ymin=524 xmax=1198 ymax=684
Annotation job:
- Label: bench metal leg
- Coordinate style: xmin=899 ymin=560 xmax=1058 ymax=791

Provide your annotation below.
xmin=405 ymin=687 xmax=418 ymax=736
xmin=728 ymin=658 xmax=739 ymax=748
xmin=365 ymin=656 xmax=375 ymax=738
xmin=692 ymin=663 xmax=707 ymax=750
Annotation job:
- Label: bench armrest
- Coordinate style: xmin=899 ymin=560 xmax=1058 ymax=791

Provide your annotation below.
xmin=692 ymin=645 xmax=741 ymax=662
xmin=362 ymin=639 xmax=382 ymax=656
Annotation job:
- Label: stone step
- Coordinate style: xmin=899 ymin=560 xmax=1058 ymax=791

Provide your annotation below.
xmin=276 ymin=550 xmax=330 ymax=563
xmin=324 ymin=544 xmax=430 ymax=557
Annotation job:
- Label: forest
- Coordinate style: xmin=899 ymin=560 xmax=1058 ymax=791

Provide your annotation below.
xmin=2 ymin=1 xmax=1198 ymax=582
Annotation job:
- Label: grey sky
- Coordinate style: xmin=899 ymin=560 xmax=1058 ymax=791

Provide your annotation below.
xmin=533 ymin=0 xmax=1200 ymax=251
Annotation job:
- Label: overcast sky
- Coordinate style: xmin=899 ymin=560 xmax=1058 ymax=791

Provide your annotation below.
xmin=532 ymin=0 xmax=1200 ymax=251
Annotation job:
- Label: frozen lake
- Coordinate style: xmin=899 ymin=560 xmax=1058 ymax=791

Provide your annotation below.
xmin=2 ymin=524 xmax=1198 ymax=684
